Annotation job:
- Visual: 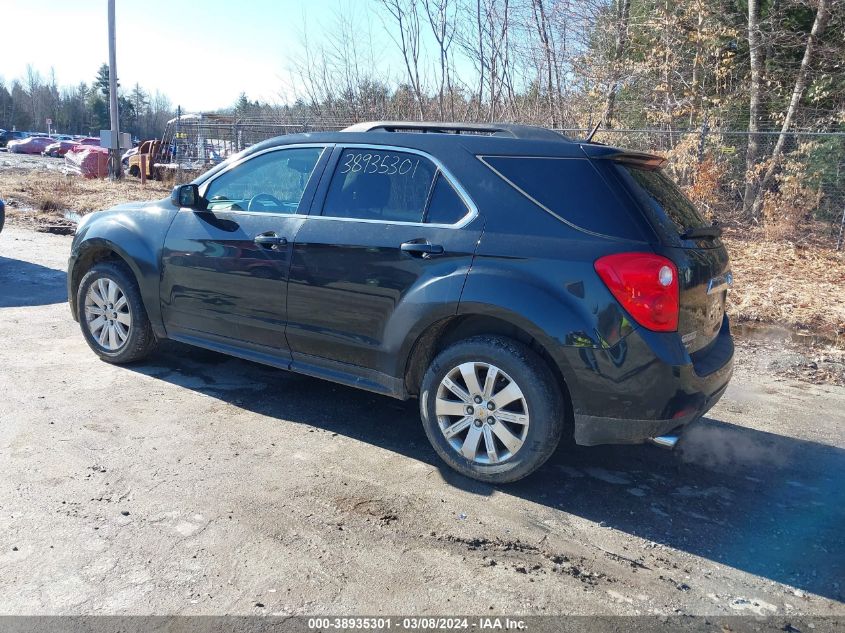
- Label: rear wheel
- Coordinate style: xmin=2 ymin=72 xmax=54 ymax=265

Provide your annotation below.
xmin=77 ymin=262 xmax=157 ymax=364
xmin=128 ymin=165 xmax=140 ymax=178
xmin=420 ymin=335 xmax=564 ymax=483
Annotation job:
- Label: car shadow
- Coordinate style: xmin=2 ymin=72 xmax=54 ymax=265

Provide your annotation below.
xmin=0 ymin=256 xmax=67 ymax=307
xmin=127 ymin=341 xmax=844 ymax=602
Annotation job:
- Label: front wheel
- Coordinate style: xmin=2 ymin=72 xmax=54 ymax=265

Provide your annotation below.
xmin=419 ymin=335 xmax=565 ymax=483
xmin=77 ymin=262 xmax=157 ymax=364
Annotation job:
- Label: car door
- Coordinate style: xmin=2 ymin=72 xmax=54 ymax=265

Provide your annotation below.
xmin=160 ymin=145 xmax=330 ymax=357
xmin=286 ymin=145 xmax=483 ymax=379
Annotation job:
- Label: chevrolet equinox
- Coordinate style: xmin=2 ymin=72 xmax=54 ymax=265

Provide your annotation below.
xmin=68 ymin=121 xmax=734 ymax=483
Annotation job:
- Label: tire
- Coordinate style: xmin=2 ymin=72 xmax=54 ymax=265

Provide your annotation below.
xmin=419 ymin=335 xmax=565 ymax=483
xmin=128 ymin=165 xmax=140 ymax=178
xmin=77 ymin=261 xmax=157 ymax=364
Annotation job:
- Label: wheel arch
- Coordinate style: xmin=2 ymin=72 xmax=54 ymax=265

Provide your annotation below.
xmin=69 ymin=203 xmax=176 ymax=338
xmin=69 ymin=240 xmax=140 ymax=320
xmin=70 ymin=230 xmax=168 ymax=339
xmin=403 ymin=313 xmax=575 ymax=427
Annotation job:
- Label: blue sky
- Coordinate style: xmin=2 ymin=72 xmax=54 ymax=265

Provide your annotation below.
xmin=0 ymin=0 xmax=400 ymax=111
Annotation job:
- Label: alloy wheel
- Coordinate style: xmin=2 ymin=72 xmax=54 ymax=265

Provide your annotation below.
xmin=435 ymin=362 xmax=530 ymax=464
xmin=84 ymin=278 xmax=132 ymax=351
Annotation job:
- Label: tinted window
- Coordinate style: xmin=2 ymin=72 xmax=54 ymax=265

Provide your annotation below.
xmin=425 ymin=174 xmax=468 ymax=224
xmin=323 ymin=149 xmax=437 ymax=222
xmin=615 ymin=165 xmax=707 ymax=233
xmin=483 ymin=156 xmax=645 ymax=239
xmin=205 ymin=147 xmax=323 ymax=213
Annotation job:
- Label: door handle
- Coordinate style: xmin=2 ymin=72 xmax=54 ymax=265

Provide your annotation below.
xmin=400 ymin=241 xmax=444 ymax=257
xmin=254 ymin=233 xmax=288 ymax=250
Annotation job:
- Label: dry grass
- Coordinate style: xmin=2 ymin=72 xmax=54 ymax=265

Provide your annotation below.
xmin=2 ymin=167 xmax=843 ymax=340
xmin=1 ymin=167 xmax=171 ymax=216
xmin=723 ymin=225 xmax=845 ymax=341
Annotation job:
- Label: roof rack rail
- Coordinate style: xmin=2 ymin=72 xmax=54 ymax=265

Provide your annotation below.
xmin=342 ymin=121 xmax=569 ymax=142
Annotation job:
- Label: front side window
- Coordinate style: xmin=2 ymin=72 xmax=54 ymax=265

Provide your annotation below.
xmin=204 ymin=147 xmax=323 ymax=213
xmin=322 ymin=149 xmax=438 ymax=223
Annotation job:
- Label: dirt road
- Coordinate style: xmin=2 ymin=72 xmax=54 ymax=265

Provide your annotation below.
xmin=1 ymin=226 xmax=843 ymax=617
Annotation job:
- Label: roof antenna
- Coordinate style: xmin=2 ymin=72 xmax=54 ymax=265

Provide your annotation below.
xmin=584 ymin=120 xmax=602 ymax=143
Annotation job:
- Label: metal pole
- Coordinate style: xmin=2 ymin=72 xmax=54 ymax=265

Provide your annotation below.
xmin=176 ymin=105 xmax=182 ymax=183
xmin=107 ymin=0 xmax=122 ymax=180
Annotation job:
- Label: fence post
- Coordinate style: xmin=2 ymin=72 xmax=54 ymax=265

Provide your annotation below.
xmin=837 ymin=203 xmax=845 ymax=251
xmin=176 ymin=105 xmax=182 ymax=184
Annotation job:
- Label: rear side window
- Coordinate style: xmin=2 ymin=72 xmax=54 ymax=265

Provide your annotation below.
xmin=482 ymin=156 xmax=645 ymax=239
xmin=614 ymin=166 xmax=707 ymax=233
xmin=323 ymin=149 xmax=437 ymax=223
xmin=425 ymin=174 xmax=468 ymax=224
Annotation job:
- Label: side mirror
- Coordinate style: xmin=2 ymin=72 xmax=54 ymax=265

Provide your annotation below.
xmin=170 ymin=184 xmax=205 ymax=210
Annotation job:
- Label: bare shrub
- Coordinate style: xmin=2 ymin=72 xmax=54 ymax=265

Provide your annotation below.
xmin=36 ymin=194 xmax=63 ymax=212
xmin=685 ymin=156 xmax=731 ymax=222
xmin=761 ymin=145 xmax=821 ymax=241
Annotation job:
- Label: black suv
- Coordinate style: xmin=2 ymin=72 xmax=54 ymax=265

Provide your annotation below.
xmin=0 ymin=130 xmax=28 ymax=147
xmin=68 ymin=122 xmax=734 ymax=483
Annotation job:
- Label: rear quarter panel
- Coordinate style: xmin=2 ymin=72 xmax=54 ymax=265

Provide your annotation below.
xmin=454 ymin=148 xmax=677 ymax=419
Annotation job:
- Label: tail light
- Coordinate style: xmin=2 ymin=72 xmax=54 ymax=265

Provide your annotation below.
xmin=594 ymin=253 xmax=679 ymax=332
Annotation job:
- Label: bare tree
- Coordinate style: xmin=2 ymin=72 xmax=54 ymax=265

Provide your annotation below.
xmin=750 ymin=0 xmax=830 ymax=219
xmin=24 ymin=64 xmax=44 ymax=131
xmin=423 ymin=0 xmax=457 ymax=119
xmin=742 ymin=0 xmax=764 ymax=217
xmin=485 ymin=0 xmax=512 ymax=120
xmin=601 ymin=0 xmax=630 ymax=128
xmin=454 ymin=0 xmax=515 ymax=121
xmin=380 ymin=0 xmax=427 ymax=119
xmin=528 ymin=0 xmax=564 ymax=126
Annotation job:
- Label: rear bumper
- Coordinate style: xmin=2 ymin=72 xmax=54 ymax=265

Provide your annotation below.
xmin=573 ymin=378 xmax=729 ymax=445
xmin=561 ymin=316 xmax=734 ymax=446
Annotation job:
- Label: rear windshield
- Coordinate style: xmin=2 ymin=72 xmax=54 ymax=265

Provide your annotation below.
xmin=481 ymin=156 xmax=646 ymax=240
xmin=614 ymin=165 xmax=707 ymax=233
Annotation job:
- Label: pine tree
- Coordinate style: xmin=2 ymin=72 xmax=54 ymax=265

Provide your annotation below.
xmin=94 ymin=63 xmax=119 ymax=99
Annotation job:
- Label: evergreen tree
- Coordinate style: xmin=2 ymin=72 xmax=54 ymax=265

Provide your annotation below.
xmin=234 ymin=92 xmax=251 ymax=117
xmin=94 ymin=63 xmax=120 ymax=100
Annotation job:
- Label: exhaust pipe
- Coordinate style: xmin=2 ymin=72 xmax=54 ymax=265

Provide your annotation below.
xmin=649 ymin=434 xmax=680 ymax=449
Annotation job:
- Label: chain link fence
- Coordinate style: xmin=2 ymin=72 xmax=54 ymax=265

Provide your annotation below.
xmin=162 ymin=113 xmax=349 ymax=183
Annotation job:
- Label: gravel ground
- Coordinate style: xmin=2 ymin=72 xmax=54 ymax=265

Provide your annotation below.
xmin=0 ymin=226 xmax=843 ymax=618
xmin=0 ymin=148 xmax=70 ymax=172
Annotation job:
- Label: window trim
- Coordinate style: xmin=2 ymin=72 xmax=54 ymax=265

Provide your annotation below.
xmin=196 ymin=144 xmax=330 ymax=217
xmin=310 ymin=143 xmax=478 ymax=229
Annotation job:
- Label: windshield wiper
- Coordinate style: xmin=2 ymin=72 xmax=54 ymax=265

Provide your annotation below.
xmin=681 ymin=222 xmax=722 ymax=240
